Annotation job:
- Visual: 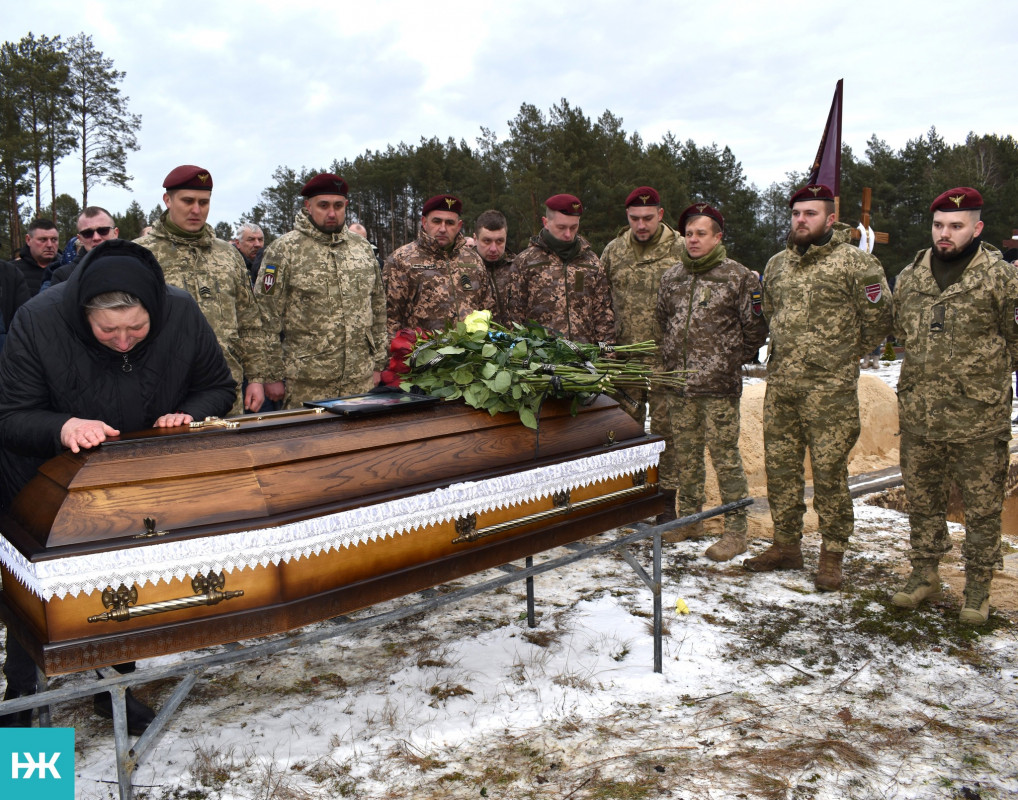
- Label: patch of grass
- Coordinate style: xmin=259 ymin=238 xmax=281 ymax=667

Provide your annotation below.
xmin=291 ymin=672 xmax=348 ymax=695
xmin=427 ymin=682 xmax=473 ymax=705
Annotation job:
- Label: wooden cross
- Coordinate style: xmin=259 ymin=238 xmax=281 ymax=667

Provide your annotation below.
xmin=847 ymin=187 xmax=889 ymax=247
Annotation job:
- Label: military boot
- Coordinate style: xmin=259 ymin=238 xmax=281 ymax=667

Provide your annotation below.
xmin=814 ymin=543 xmax=844 ymax=591
xmin=704 ymin=527 xmax=747 ymax=562
xmin=959 ymin=572 xmax=992 ymax=625
xmin=743 ymin=538 xmax=803 ymax=572
xmin=891 ymin=561 xmax=942 ymax=609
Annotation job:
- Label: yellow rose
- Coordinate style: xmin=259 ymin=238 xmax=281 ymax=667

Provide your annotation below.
xmin=463 ymin=309 xmax=492 ymax=334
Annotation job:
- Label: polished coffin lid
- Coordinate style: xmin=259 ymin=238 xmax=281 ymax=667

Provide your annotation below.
xmin=0 ymin=396 xmax=663 ymax=602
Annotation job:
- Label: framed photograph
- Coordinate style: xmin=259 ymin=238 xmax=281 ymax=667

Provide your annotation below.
xmin=303 ymin=392 xmax=440 ymax=418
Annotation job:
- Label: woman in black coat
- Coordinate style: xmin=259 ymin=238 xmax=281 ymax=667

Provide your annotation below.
xmin=0 ymin=239 xmax=236 ymax=730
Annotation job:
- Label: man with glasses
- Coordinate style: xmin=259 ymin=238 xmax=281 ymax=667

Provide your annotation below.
xmin=46 ymin=207 xmax=121 ymax=287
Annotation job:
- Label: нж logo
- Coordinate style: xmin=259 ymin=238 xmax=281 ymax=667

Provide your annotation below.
xmin=1 ymin=728 xmax=74 ymax=799
xmin=12 ymin=752 xmax=61 ymax=780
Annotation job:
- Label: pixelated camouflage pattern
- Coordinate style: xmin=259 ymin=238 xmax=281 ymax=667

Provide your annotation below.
xmin=763 ymin=222 xmax=891 ymax=391
xmin=506 ymin=235 xmax=615 ymax=344
xmin=656 ymin=250 xmax=768 ymax=397
xmin=602 ymin=223 xmax=685 ymax=462
xmin=601 ymin=222 xmax=684 ymax=346
xmin=648 ymin=391 xmax=677 ymax=490
xmin=763 ymin=385 xmax=860 ymax=551
xmin=254 ymin=211 xmax=387 ymax=407
xmin=384 ymin=229 xmax=495 ymax=338
xmin=478 ymin=248 xmax=516 ymax=325
xmin=894 ymin=243 xmax=1018 ymax=442
xmin=136 ymin=215 xmax=281 ymax=416
xmin=666 ymin=395 xmax=750 ymax=533
xmin=900 ymin=429 xmax=1006 ymax=575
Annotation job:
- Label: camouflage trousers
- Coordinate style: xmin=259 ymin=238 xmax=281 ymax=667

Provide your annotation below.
xmin=282 ymin=374 xmax=375 ymax=410
xmin=666 ymin=395 xmax=749 ymax=533
xmin=763 ymin=384 xmax=860 ymax=552
xmin=899 ymin=429 xmax=1006 ymax=576
xmin=647 ymin=389 xmax=678 ymax=491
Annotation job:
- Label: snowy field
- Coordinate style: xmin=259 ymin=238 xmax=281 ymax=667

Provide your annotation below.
xmin=7 ymin=360 xmax=1018 ymax=799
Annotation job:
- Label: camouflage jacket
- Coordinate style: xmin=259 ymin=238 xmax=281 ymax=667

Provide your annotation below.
xmin=894 ymin=243 xmax=1018 ymax=441
xmin=506 ymin=234 xmax=615 ymax=344
xmin=384 ymin=229 xmax=495 ymax=338
xmin=601 ymin=223 xmax=684 ymax=346
xmin=477 ymin=248 xmax=516 ymax=326
xmin=763 ymin=222 xmax=891 ymax=391
xmin=135 ymin=216 xmax=280 ymax=413
xmin=656 ymin=251 xmax=768 ymax=397
xmin=255 ymin=211 xmax=387 ymax=398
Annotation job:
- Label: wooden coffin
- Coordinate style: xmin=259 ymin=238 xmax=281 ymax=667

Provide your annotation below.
xmin=0 ymin=396 xmax=664 ymax=675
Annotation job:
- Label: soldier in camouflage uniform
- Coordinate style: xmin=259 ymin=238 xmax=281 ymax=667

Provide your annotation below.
xmin=254 ymin=173 xmax=387 ymax=408
xmin=135 ymin=165 xmax=279 ymax=416
xmin=384 ymin=194 xmax=495 ymax=338
xmin=601 ymin=186 xmax=685 ymax=522
xmin=473 ymin=209 xmax=515 ymax=325
xmin=506 ymin=193 xmax=614 ymax=344
xmin=746 ymin=184 xmax=891 ymax=591
xmin=656 ymin=203 xmax=768 ymax=557
xmin=891 ymin=187 xmax=1018 ymax=624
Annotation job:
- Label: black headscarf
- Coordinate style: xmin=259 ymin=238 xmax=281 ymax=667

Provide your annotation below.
xmin=63 ymin=239 xmax=167 ymax=348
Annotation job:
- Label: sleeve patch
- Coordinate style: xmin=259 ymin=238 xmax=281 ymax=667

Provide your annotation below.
xmin=262 ymin=265 xmax=278 ymax=294
xmin=864 ymin=283 xmax=883 ymax=303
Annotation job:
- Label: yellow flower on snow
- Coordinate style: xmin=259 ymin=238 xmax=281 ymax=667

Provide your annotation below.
xmin=463 ymin=309 xmax=492 ymax=334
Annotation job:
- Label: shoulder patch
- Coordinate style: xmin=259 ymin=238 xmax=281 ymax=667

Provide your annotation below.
xmin=864 ymin=283 xmax=883 ymax=304
xmin=262 ymin=264 xmax=278 ymax=294
xmin=751 ymin=286 xmax=763 ymax=316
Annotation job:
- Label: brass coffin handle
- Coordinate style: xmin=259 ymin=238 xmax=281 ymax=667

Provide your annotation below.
xmin=452 ymin=478 xmax=652 ymax=544
xmin=87 ymin=571 xmax=244 ymax=623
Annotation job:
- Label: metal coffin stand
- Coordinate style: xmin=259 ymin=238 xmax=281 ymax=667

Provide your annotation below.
xmin=0 ymin=500 xmax=749 ymax=800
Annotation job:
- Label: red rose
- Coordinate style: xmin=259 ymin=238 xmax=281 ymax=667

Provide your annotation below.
xmin=380 ymin=369 xmax=400 ymax=386
xmin=388 ymin=355 xmax=410 ymax=374
xmin=390 ymin=330 xmax=417 ymax=357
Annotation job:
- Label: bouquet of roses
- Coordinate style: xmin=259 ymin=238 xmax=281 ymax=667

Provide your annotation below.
xmin=382 ymin=310 xmax=686 ymax=429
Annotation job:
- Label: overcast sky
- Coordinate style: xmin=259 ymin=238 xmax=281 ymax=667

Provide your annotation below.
xmin=4 ymin=0 xmax=1016 ymax=230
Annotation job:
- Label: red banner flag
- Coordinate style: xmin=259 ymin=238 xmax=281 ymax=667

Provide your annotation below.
xmin=807 ymin=79 xmax=843 ymax=196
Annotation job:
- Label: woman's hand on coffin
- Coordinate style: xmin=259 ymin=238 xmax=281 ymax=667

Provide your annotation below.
xmin=61 ymin=417 xmax=120 ymax=453
xmin=153 ymin=413 xmax=194 ymax=428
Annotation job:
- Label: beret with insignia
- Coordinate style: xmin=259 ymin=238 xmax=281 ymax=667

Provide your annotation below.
xmin=546 ymin=193 xmax=583 ymax=216
xmin=163 ymin=165 xmax=213 ymax=191
xmin=625 ymin=186 xmax=660 ymax=207
xmin=930 ymin=186 xmax=982 ymax=212
xmin=301 ymin=173 xmax=349 ymax=198
xmin=789 ymin=183 xmax=835 ymax=207
xmin=678 ymin=202 xmax=725 ymax=235
xmin=422 ymin=194 xmax=462 ymax=216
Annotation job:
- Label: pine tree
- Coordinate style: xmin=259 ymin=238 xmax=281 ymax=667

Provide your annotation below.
xmin=66 ymin=33 xmax=141 ymax=206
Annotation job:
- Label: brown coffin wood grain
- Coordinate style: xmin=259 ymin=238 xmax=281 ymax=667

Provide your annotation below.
xmin=0 ymin=396 xmax=663 ymax=675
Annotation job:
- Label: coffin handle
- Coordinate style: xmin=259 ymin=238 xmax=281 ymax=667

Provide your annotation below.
xmin=87 ymin=571 xmax=244 ymax=623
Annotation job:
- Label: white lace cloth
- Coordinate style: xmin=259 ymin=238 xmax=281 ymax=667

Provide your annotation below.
xmin=0 ymin=441 xmax=663 ymax=601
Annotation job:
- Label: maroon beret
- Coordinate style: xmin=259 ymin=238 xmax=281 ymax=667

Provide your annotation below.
xmin=422 ymin=194 xmax=462 ymax=216
xmin=678 ymin=202 xmax=725 ymax=235
xmin=301 ymin=173 xmax=349 ymax=198
xmin=545 ymin=194 xmax=583 ymax=216
xmin=163 ymin=165 xmax=213 ymax=191
xmin=625 ymin=186 xmax=660 ymax=207
xmin=789 ymin=184 xmax=835 ymax=207
xmin=930 ymin=186 xmax=982 ymax=212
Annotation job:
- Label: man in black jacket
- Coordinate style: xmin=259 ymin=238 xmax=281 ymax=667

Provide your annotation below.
xmin=0 ymin=239 xmax=235 ymax=731
xmin=0 ymin=263 xmax=29 ymax=351
xmin=11 ymin=218 xmax=60 ymax=296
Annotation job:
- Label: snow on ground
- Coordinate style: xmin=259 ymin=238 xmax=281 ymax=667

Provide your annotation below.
xmin=12 ymin=359 xmax=1018 ymax=799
